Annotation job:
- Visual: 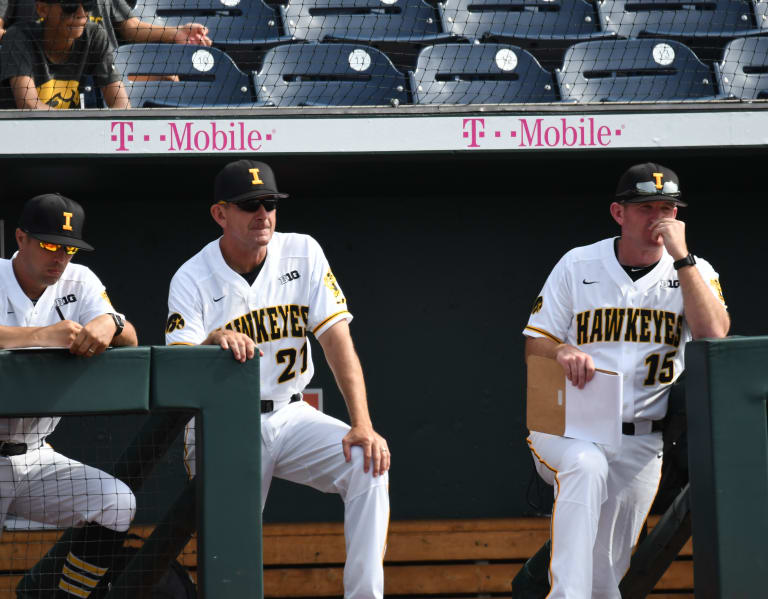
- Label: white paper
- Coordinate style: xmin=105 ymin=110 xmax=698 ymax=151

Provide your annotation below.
xmin=564 ymin=370 xmax=623 ymax=447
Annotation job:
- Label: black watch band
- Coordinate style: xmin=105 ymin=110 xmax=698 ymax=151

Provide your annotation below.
xmin=673 ymin=254 xmax=696 ymax=270
xmin=110 ymin=313 xmax=125 ymax=337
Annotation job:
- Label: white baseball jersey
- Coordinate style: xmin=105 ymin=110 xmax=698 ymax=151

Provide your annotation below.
xmin=524 ymin=237 xmax=726 ymax=421
xmin=0 ymin=256 xmax=118 ymax=443
xmin=165 ymin=232 xmax=352 ymax=400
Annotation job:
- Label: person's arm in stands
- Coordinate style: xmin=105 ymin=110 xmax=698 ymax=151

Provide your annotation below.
xmin=116 ymin=18 xmax=211 ymax=46
xmin=101 ymin=80 xmax=130 ymax=108
xmin=8 ymin=76 xmax=53 ymax=109
xmin=0 ymin=18 xmax=6 ymax=41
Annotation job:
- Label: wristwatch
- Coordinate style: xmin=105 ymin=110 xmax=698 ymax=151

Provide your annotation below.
xmin=110 ymin=313 xmax=125 ymax=337
xmin=673 ymin=254 xmax=696 ymax=270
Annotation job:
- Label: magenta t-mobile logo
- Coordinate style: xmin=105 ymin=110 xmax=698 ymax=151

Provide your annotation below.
xmin=462 ymin=118 xmax=485 ymax=148
xmin=111 ymin=121 xmax=134 ymax=152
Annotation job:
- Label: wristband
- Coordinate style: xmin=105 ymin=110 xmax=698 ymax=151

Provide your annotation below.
xmin=673 ymin=254 xmax=696 ymax=270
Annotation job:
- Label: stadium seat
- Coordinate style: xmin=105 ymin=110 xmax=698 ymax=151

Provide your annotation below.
xmin=596 ymin=0 xmax=767 ymax=41
xmin=253 ymin=42 xmax=410 ymax=106
xmin=438 ymin=0 xmax=614 ymax=44
xmin=114 ymin=44 xmax=260 ymax=107
xmin=410 ymin=43 xmax=558 ymax=103
xmin=282 ymin=0 xmax=451 ymax=44
xmin=131 ymin=0 xmax=287 ymax=50
xmin=715 ymin=36 xmax=768 ymax=99
xmin=556 ymin=38 xmax=719 ymax=102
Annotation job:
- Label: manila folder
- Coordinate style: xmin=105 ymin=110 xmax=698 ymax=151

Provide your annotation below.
xmin=526 ymin=355 xmax=566 ymax=437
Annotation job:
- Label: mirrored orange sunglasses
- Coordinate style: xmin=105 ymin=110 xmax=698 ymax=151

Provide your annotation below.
xmin=39 ymin=242 xmax=79 ymax=255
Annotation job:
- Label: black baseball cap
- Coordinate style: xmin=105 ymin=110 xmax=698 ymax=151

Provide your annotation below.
xmin=615 ymin=163 xmax=687 ymax=207
xmin=18 ymin=193 xmax=95 ymax=251
xmin=214 ymin=160 xmax=288 ymax=205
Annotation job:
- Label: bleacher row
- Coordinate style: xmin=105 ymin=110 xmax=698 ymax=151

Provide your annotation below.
xmin=109 ymin=36 xmax=768 ymax=107
xmin=3 ymin=0 xmax=768 ymax=107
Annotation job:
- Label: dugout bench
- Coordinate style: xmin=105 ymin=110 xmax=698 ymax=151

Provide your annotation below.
xmin=0 ymin=346 xmax=263 ymax=599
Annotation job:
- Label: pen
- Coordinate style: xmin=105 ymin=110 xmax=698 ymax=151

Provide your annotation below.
xmin=55 ymin=306 xmax=65 ymax=320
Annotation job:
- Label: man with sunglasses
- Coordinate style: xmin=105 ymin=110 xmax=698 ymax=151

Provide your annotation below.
xmin=0 ymin=0 xmax=130 ymax=109
xmin=166 ymin=159 xmax=390 ymax=599
xmin=3 ymin=0 xmax=211 ymax=52
xmin=521 ymin=163 xmax=729 ymax=599
xmin=0 ymin=193 xmax=138 ymax=598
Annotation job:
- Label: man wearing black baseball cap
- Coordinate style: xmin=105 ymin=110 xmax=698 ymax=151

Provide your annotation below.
xmin=0 ymin=193 xmax=138 ymax=598
xmin=166 ymin=159 xmax=391 ymax=599
xmin=519 ymin=163 xmax=729 ymax=598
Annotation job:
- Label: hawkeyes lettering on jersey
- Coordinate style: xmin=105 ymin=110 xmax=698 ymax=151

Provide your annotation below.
xmin=576 ymin=308 xmax=683 ymax=347
xmin=223 ymin=304 xmax=309 ymax=344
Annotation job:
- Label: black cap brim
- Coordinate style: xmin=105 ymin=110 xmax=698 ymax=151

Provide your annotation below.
xmin=31 ymin=232 xmax=95 ymax=251
xmin=619 ymin=195 xmax=687 ymax=207
xmin=227 ymin=190 xmax=290 ymax=203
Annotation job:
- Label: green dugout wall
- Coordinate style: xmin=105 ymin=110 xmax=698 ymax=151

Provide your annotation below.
xmin=0 ymin=347 xmax=263 ymax=598
xmin=0 ymin=149 xmax=766 ymax=524
xmin=686 ymin=337 xmax=768 ymax=598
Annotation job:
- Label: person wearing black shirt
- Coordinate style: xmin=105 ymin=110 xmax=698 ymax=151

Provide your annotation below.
xmin=0 ymin=0 xmax=130 ymax=109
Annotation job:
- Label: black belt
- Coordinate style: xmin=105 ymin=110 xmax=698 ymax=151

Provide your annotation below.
xmin=261 ymin=394 xmax=302 ymax=414
xmin=622 ymin=420 xmax=664 ymax=436
xmin=0 ymin=442 xmax=28 ymax=457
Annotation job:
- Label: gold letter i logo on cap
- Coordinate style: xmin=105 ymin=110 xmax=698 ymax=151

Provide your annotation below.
xmin=249 ymin=168 xmax=263 ymax=185
xmin=62 ymin=211 xmax=73 ymax=231
xmin=652 ymin=172 xmax=664 ymax=190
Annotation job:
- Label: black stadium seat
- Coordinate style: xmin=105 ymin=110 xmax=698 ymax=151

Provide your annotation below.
xmin=282 ymin=0 xmax=451 ymax=44
xmin=596 ymin=0 xmax=768 ymax=40
xmin=253 ymin=43 xmax=410 ymax=106
xmin=438 ymin=0 xmax=615 ymax=44
xmin=114 ymin=43 xmax=261 ymax=107
xmin=132 ymin=0 xmax=288 ymax=51
xmin=410 ymin=43 xmax=558 ymax=103
xmin=556 ymin=38 xmax=719 ymax=102
xmin=715 ymin=36 xmax=768 ymax=99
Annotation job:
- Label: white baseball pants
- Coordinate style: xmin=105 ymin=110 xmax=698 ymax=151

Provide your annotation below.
xmin=186 ymin=400 xmax=389 ymax=599
xmin=0 ymin=445 xmax=136 ymax=534
xmin=527 ymin=431 xmax=663 ymax=599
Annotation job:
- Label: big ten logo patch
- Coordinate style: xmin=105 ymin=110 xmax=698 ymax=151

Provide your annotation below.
xmin=278 ymin=270 xmax=300 ymax=285
xmin=166 ymin=313 xmax=185 ymax=333
xmin=324 ymin=270 xmax=346 ymax=305
xmin=302 ymin=388 xmax=323 ymax=412
xmin=660 ymin=279 xmax=680 ymax=288
xmin=531 ymin=296 xmax=543 ymax=314
xmin=55 ymin=294 xmax=77 ymax=306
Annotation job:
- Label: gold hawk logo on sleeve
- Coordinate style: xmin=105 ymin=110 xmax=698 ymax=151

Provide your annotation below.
xmin=531 ymin=296 xmax=543 ymax=314
xmin=100 ymin=291 xmax=113 ymax=306
xmin=324 ymin=270 xmax=346 ymax=305
xmin=37 ymin=79 xmax=80 ymax=109
xmin=710 ymin=279 xmax=725 ymax=304
xmin=166 ymin=313 xmax=186 ymax=334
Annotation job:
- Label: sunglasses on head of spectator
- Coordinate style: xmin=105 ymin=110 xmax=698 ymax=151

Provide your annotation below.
xmin=59 ymin=0 xmax=95 ymax=14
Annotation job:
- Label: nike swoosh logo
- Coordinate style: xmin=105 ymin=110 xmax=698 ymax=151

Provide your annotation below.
xmin=7 ymin=311 xmax=14 ymax=314
xmin=583 ymin=280 xmax=598 ymax=285
xmin=213 ymin=296 xmax=225 ymax=302
xmin=630 ymin=268 xmax=645 ymax=272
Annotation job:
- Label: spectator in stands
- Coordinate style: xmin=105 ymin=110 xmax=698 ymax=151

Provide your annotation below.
xmin=0 ymin=0 xmax=130 ymax=109
xmin=3 ymin=0 xmax=211 ymax=50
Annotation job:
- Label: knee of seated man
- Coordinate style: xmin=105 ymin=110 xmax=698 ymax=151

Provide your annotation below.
xmin=568 ymin=446 xmax=609 ymax=481
xmin=99 ymin=479 xmax=137 ymax=532
xmin=339 ymin=446 xmax=389 ymax=499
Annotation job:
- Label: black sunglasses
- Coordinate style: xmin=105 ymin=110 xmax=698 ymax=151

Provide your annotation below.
xmin=233 ymin=197 xmax=279 ymax=212
xmin=60 ymin=1 xmax=94 ymax=14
